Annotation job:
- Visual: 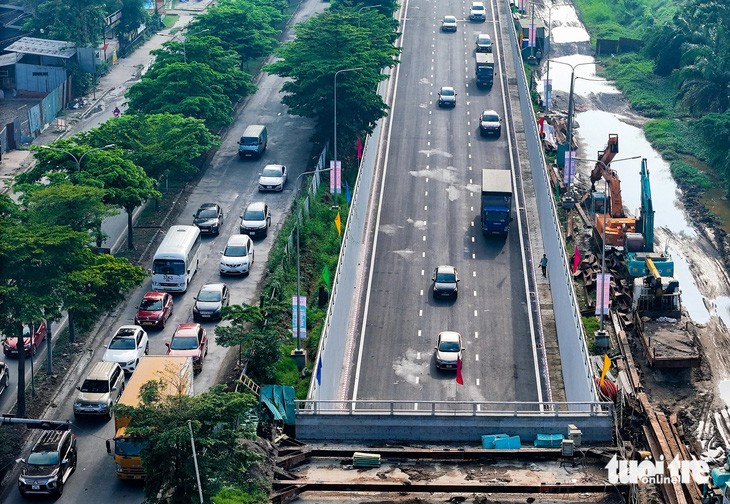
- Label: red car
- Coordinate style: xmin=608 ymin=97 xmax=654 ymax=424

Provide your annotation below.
xmin=3 ymin=320 xmax=47 ymax=357
xmin=135 ymin=292 xmax=173 ymax=329
xmin=166 ymin=323 xmax=208 ymax=372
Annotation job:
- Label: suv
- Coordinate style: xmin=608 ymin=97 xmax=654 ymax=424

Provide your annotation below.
xmin=18 ymin=430 xmax=77 ymax=497
xmin=239 ymin=202 xmax=271 ymax=238
xmin=73 ymin=361 xmax=125 ymax=420
xmin=220 ymin=234 xmax=254 ymax=276
xmin=102 ymin=325 xmax=149 ymax=374
xmin=470 ymin=1 xmax=486 ymax=21
xmin=192 ymin=202 xmax=224 ymax=235
xmin=476 ymin=33 xmax=493 ymax=52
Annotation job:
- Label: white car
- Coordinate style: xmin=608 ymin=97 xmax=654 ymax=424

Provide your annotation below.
xmin=258 ymin=164 xmax=287 ymax=192
xmin=470 ymin=2 xmax=486 ymax=21
xmin=434 ymin=331 xmax=463 ymax=370
xmin=220 ymin=234 xmax=254 ymax=275
xmin=102 ymin=325 xmax=149 ymax=374
xmin=441 ymin=15 xmax=457 ymax=32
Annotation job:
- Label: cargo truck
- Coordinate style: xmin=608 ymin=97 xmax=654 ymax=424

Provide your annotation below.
xmin=481 ymin=169 xmax=513 ymax=235
xmin=105 ymin=356 xmax=194 ymax=480
xmin=475 ymin=53 xmax=495 ymax=87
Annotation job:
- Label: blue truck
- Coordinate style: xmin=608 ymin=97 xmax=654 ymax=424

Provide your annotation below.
xmin=481 ymin=169 xmax=513 ymax=236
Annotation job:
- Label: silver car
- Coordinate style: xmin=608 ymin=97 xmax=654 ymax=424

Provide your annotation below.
xmin=73 ymin=361 xmax=125 ymax=420
xmin=434 ymin=331 xmax=463 ymax=370
xmin=258 ymin=164 xmax=287 ymax=192
xmin=441 ymin=15 xmax=457 ymax=32
xmin=220 ymin=234 xmax=254 ymax=275
xmin=240 ymin=202 xmax=271 ymax=238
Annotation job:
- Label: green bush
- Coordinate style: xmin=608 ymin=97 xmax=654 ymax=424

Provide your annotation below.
xmin=670 ymin=161 xmax=712 ymax=192
xmin=211 ymin=486 xmax=268 ymax=504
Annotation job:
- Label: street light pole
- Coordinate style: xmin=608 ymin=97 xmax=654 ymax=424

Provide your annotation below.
xmin=574 ymin=155 xmax=641 ymax=338
xmin=333 ymin=67 xmax=363 ymax=186
xmin=41 ymin=144 xmax=116 ymax=178
xmin=187 ymin=420 xmax=204 ymax=504
xmin=358 ymin=4 xmax=382 ymax=28
xmin=531 ymin=2 xmax=568 ymax=117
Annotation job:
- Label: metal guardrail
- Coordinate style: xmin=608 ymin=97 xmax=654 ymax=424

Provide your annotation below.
xmin=296 ymin=399 xmax=612 ymax=416
xmin=502 ymin=0 xmax=598 ymax=403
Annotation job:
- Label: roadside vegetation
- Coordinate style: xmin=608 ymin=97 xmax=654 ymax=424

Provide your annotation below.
xmin=572 ymin=0 xmax=730 ymax=199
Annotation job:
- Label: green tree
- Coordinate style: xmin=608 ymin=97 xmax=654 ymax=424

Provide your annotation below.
xmin=115 ymin=385 xmax=264 ymax=504
xmin=126 ymin=62 xmax=237 ymax=130
xmin=216 ymin=303 xmax=284 ymax=384
xmin=265 ymin=9 xmax=399 ymax=146
xmin=24 ymin=0 xmax=107 ymax=46
xmin=21 ymin=184 xmax=116 ymax=246
xmin=148 ymin=37 xmax=256 ymax=102
xmin=78 ymin=113 xmax=220 ymax=181
xmin=189 ymin=0 xmax=283 ymax=67
xmin=116 ymin=0 xmax=151 ymax=45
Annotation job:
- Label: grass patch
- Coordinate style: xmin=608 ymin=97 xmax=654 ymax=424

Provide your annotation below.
xmin=211 ymin=486 xmax=268 ymax=504
xmin=601 ymin=54 xmax=675 ymax=118
xmin=670 ymin=160 xmax=712 ymax=192
xmin=161 ymin=14 xmax=179 ymax=30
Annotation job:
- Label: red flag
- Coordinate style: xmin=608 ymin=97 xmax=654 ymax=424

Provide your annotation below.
xmin=538 ymin=116 xmax=545 ymax=136
xmin=357 ymin=137 xmax=363 ymax=159
xmin=573 ymin=245 xmax=580 ymax=273
xmin=456 ymin=356 xmax=464 ymax=385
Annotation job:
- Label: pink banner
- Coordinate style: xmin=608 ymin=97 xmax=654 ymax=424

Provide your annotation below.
xmin=564 ymin=151 xmax=576 ymax=185
xmin=335 ymin=160 xmax=342 ymax=195
xmin=329 ymin=160 xmax=335 ymax=194
xmin=529 ymin=24 xmax=536 ymax=47
xmin=595 ymin=273 xmax=610 ymax=315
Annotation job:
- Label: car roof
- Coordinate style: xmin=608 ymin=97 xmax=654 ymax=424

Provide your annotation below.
xmin=477 ymin=33 xmax=491 ymax=40
xmin=114 ymin=325 xmax=141 ymax=337
xmin=142 ymin=291 xmax=166 ymax=301
xmin=472 ymin=2 xmax=485 ymax=6
xmin=439 ymin=331 xmax=461 ymax=342
xmin=436 ymin=265 xmax=456 ymax=274
xmin=174 ymin=323 xmax=201 ymax=337
xmin=34 ymin=431 xmax=67 ymax=451
xmin=199 ymin=282 xmax=226 ymax=293
xmin=246 ymin=201 xmax=266 ymax=212
xmin=263 ymin=164 xmax=284 ymax=170
xmin=199 ymin=202 xmax=219 ymax=209
xmin=440 ymin=86 xmax=454 ymax=92
xmin=482 ymin=109 xmax=500 ymax=117
xmin=444 ymin=15 xmax=456 ymax=20
xmin=226 ymin=234 xmax=252 ymax=246
xmin=85 ymin=361 xmax=121 ymax=381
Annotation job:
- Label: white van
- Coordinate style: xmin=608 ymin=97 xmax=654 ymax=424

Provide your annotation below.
xmin=151 ymin=225 xmax=202 ymax=292
xmin=238 ymin=125 xmax=267 ymax=159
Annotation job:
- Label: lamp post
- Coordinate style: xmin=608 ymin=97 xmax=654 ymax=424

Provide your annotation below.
xmin=574 ymin=155 xmax=641 ymax=342
xmin=291 ymin=167 xmax=335 ymax=367
xmin=41 ymin=144 xmax=115 ymax=178
xmin=333 ymin=67 xmax=363 ymax=184
xmin=187 ymin=420 xmax=204 ymax=504
xmin=358 ymin=4 xmax=381 ymax=28
xmin=531 ymin=1 xmax=569 ymax=117
xmin=182 ymin=28 xmax=209 ymax=64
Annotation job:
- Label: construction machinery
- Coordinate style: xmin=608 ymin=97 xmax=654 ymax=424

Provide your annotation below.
xmin=625 ymin=159 xmax=675 ymax=277
xmin=585 ymin=134 xmax=637 ymax=251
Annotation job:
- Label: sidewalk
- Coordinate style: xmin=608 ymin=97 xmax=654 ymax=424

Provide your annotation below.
xmin=0 ymin=1 xmax=212 ymax=197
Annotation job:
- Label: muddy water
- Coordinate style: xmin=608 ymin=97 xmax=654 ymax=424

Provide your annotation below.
xmin=535 ymin=3 xmax=730 ymax=324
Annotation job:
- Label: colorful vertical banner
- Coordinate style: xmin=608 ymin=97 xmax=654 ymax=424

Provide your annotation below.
xmin=345 ymin=180 xmax=351 ymax=204
xmin=321 ymin=264 xmax=331 ymax=290
xmin=112 ymin=50 xmax=118 ymax=65
xmin=329 ymin=160 xmax=335 ymax=194
xmin=518 ymin=0 xmax=525 ymax=12
xmin=573 ymin=245 xmax=581 ymax=273
xmin=564 ymin=150 xmax=576 ymax=185
xmin=528 ymin=24 xmax=536 ymax=47
xmin=600 ymin=354 xmax=611 ymax=386
xmin=595 ymin=273 xmax=611 ymax=315
xmin=316 ymin=357 xmax=322 ymax=386
xmin=292 ymin=296 xmax=307 ymax=339
xmin=357 ymin=137 xmax=363 ymax=159
xmin=335 ymin=160 xmax=342 ymax=195
xmin=543 ymin=79 xmax=552 ymax=108
xmin=456 ymin=357 xmax=464 ymax=385
xmin=334 ymin=212 xmax=341 ymax=236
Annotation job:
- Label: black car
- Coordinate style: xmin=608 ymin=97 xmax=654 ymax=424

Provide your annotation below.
xmin=193 ymin=203 xmax=224 ymax=235
xmin=438 ymin=86 xmax=457 ymax=107
xmin=18 ymin=430 xmax=77 ymax=497
xmin=479 ymin=110 xmax=502 ymax=137
xmin=432 ymin=265 xmax=459 ymax=299
xmin=0 ymin=361 xmax=8 ymax=394
xmin=193 ymin=282 xmax=231 ymax=321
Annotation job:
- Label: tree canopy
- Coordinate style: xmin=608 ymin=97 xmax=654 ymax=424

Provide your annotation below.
xmin=115 ymin=385 xmax=266 ymax=504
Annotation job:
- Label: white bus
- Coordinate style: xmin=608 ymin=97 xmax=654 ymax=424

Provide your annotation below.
xmin=151 ymin=225 xmax=202 ymax=293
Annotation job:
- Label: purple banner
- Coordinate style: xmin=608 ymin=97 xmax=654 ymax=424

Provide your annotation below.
xmin=543 ymin=79 xmax=552 ymax=108
xmin=329 ymin=160 xmax=335 ymax=194
xmin=335 ymin=160 xmax=342 ymax=195
xmin=564 ymin=150 xmax=576 ymax=185
xmin=595 ymin=273 xmax=611 ymax=315
xmin=529 ymin=24 xmax=536 ymax=47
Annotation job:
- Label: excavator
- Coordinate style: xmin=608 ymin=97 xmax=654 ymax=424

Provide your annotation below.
xmin=585 ymin=134 xmax=637 ymax=251
xmin=625 ymin=159 xmax=674 ymax=277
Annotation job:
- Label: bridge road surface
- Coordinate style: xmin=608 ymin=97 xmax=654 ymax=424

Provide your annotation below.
xmin=0 ymin=1 xmax=328 ymax=503
xmin=351 ymin=0 xmax=541 ymax=406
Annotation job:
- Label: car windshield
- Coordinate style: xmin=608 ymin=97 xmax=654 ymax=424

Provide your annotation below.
xmin=140 ymin=299 xmax=162 ymax=311
xmin=262 ymin=167 xmax=282 ymax=177
xmin=440 ymin=88 xmax=455 ymax=96
xmin=198 ymin=290 xmax=221 ymax=302
xmin=196 ymin=209 xmax=218 ymax=219
xmin=224 ymin=245 xmax=247 ymax=257
xmin=439 ymin=340 xmax=460 ymax=352
xmin=444 ymin=16 xmax=456 ymax=22
xmin=472 ymin=4 xmax=484 ymax=10
xmin=436 ymin=272 xmax=456 ymax=283
xmin=171 ymin=336 xmax=199 ymax=350
xmin=485 ymin=211 xmax=509 ymax=223
xmin=153 ymin=259 xmax=185 ymax=276
xmin=109 ymin=337 xmax=135 ymax=350
xmin=482 ymin=114 xmax=499 ymax=122
xmin=242 ymin=136 xmax=258 ymax=146
xmin=81 ymin=379 xmax=109 ymax=393
xmin=243 ymin=209 xmax=265 ymax=220
xmin=28 ymin=451 xmax=59 ymax=466
xmin=115 ymin=438 xmax=147 ymax=457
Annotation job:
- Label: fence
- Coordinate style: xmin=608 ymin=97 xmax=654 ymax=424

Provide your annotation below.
xmin=503 ymin=0 xmax=598 ymax=403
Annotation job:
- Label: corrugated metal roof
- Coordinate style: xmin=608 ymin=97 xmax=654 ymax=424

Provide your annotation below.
xmin=0 ymin=52 xmax=20 ymax=67
xmin=4 ymin=37 xmax=76 ymax=58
